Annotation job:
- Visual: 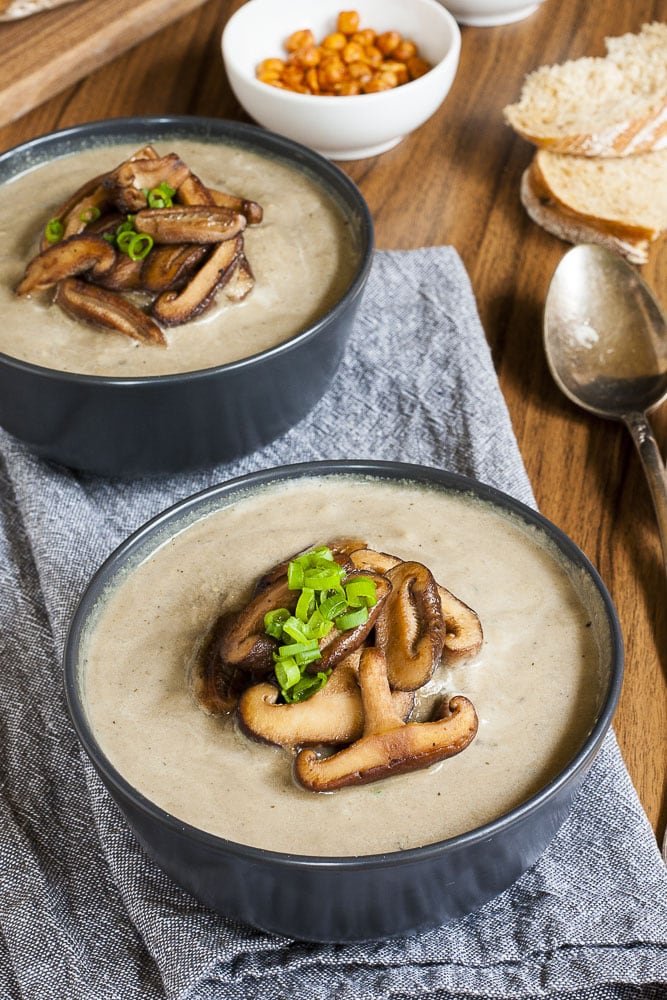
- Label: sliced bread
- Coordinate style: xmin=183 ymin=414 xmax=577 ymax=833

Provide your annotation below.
xmin=504 ymin=22 xmax=667 ymax=157
xmin=520 ymin=163 xmax=651 ymax=264
xmin=530 ymin=147 xmax=667 ymax=243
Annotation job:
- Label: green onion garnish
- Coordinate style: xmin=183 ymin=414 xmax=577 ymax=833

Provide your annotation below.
xmin=265 ymin=545 xmax=378 ymax=703
xmin=79 ymin=205 xmax=101 ymax=223
xmin=334 ymin=606 xmax=369 ymax=631
xmin=45 ymin=218 xmax=64 ymax=243
xmin=145 ymin=182 xmax=176 ymax=209
xmin=127 ymin=232 xmax=153 ymax=260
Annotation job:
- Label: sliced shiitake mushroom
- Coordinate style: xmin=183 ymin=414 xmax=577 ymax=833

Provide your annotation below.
xmin=177 ymin=173 xmax=264 ymax=224
xmin=134 ymin=205 xmax=246 ymax=245
xmin=93 ymin=253 xmax=145 ymax=292
xmin=295 ymin=647 xmax=478 ymax=791
xmin=238 ymin=650 xmax=415 ymax=749
xmin=223 ymin=254 xmax=255 ymax=303
xmin=188 ymin=613 xmax=253 ymax=716
xmin=374 ymin=560 xmax=446 ymax=691
xmin=140 ymin=243 xmax=210 ymax=294
xmin=40 ymin=172 xmax=111 ymax=251
xmin=54 ymin=278 xmax=166 ymax=346
xmin=15 ymin=234 xmax=117 ymax=296
xmin=349 ymin=547 xmax=401 ymax=575
xmin=61 ymin=185 xmax=112 ymax=240
xmin=439 ymin=586 xmax=484 ymax=663
xmin=151 ymin=235 xmax=242 ymax=326
xmin=295 ymin=648 xmax=478 ymax=791
xmin=313 ymin=570 xmax=391 ymax=674
xmin=211 ymin=187 xmax=264 ymax=225
xmin=103 ymin=152 xmax=191 ymax=212
xmin=217 ymin=574 xmax=295 ymax=676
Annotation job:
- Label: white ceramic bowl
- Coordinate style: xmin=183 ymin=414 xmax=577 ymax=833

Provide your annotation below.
xmin=221 ymin=0 xmax=461 ymax=160
xmin=437 ymin=0 xmax=546 ymax=26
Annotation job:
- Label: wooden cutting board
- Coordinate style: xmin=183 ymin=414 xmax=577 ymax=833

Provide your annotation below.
xmin=0 ymin=0 xmax=210 ymax=129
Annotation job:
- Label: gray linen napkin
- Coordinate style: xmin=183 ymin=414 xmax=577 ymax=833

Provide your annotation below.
xmin=0 ymin=247 xmax=665 ymax=1000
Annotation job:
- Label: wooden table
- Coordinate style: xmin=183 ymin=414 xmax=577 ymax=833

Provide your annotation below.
xmin=1 ymin=0 xmax=665 ymax=843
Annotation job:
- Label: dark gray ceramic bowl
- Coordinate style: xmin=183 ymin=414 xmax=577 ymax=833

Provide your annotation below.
xmin=0 ymin=117 xmax=373 ymax=477
xmin=63 ymin=461 xmax=623 ymax=942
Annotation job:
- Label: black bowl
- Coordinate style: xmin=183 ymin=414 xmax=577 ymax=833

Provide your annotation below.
xmin=0 ymin=117 xmax=374 ymax=477
xmin=63 ymin=461 xmax=623 ymax=942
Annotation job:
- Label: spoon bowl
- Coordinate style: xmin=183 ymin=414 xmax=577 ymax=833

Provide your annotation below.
xmin=544 ymin=245 xmax=667 ymax=582
xmin=544 ymin=244 xmax=667 ymax=420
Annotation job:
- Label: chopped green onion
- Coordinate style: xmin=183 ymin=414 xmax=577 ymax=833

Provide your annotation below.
xmin=282 ymin=671 xmax=330 ymax=704
xmin=274 ymin=659 xmax=300 ymax=691
xmin=45 ymin=218 xmax=64 ymax=243
xmin=318 ymin=593 xmax=348 ymax=621
xmin=303 ymin=567 xmax=344 ymax=590
xmin=127 ymin=232 xmax=153 ymax=260
xmin=295 ymin=587 xmax=315 ymax=622
xmin=79 ymin=205 xmax=101 ymax=223
xmin=146 ymin=181 xmax=176 ymax=208
xmin=265 ymin=544 xmax=379 ymax=703
xmin=274 ymin=638 xmax=320 ymax=661
xmin=334 ymin=606 xmax=369 ymax=631
xmin=345 ymin=576 xmax=377 ymax=607
xmin=306 ymin=608 xmax=334 ymax=639
xmin=264 ymin=607 xmax=290 ymax=638
xmin=116 ymin=229 xmax=135 ymax=253
xmin=308 ymin=546 xmax=335 ymax=562
xmin=282 ymin=616 xmax=309 ymax=643
xmin=287 ymin=561 xmax=305 ymax=590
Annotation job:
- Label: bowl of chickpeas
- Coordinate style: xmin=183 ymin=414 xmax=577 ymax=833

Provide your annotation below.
xmin=221 ymin=0 xmax=461 ymax=160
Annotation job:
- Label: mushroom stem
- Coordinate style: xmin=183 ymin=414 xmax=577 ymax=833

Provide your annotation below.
xmin=295 ymin=648 xmax=478 ymax=792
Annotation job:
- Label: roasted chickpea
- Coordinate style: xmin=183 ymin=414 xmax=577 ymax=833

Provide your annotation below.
xmin=341 ymin=40 xmax=365 ymax=64
xmin=288 ymin=45 xmax=321 ymax=68
xmin=305 ymin=67 xmax=321 ymax=93
xmin=379 ymin=59 xmax=409 ymax=86
xmin=285 ymin=29 xmax=315 ymax=52
xmin=321 ymin=31 xmax=347 ymax=51
xmin=318 ymin=56 xmax=347 ymax=88
xmin=363 ymin=45 xmax=383 ymax=68
xmin=281 ymin=65 xmax=306 ymax=88
xmin=256 ymin=13 xmax=431 ymax=96
xmin=376 ymin=31 xmax=401 ymax=56
xmin=351 ymin=28 xmax=376 ymax=47
xmin=336 ymin=10 xmax=360 ymax=34
xmin=394 ymin=39 xmax=417 ymax=62
xmin=347 ymin=60 xmax=373 ymax=83
xmin=335 ymin=80 xmax=362 ymax=96
xmin=407 ymin=56 xmax=432 ymax=80
xmin=362 ymin=76 xmax=393 ymax=93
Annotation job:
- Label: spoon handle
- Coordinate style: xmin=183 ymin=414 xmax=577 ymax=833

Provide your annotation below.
xmin=624 ymin=412 xmax=667 ymax=576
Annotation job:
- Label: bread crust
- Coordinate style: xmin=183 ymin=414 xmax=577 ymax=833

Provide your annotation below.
xmin=531 ymin=151 xmax=663 ymax=242
xmin=520 ymin=163 xmax=650 ymax=265
xmin=508 ymin=101 xmax=667 ymax=158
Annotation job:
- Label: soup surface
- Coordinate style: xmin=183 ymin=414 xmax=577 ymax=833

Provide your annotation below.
xmin=81 ymin=475 xmax=609 ymax=856
xmin=0 ymin=139 xmax=360 ymax=376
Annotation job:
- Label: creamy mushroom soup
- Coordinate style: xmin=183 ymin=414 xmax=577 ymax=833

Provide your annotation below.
xmin=0 ymin=140 xmax=360 ymax=376
xmin=80 ymin=475 xmax=610 ymax=856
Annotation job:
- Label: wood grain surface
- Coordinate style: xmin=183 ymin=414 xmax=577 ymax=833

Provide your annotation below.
xmin=0 ymin=0 xmax=665 ymax=844
xmin=0 ymin=0 xmax=210 ymax=128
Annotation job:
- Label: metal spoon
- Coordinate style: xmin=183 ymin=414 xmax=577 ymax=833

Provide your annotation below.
xmin=544 ymin=243 xmax=667 ymax=572
xmin=544 ymin=243 xmax=667 ymax=863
